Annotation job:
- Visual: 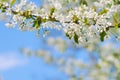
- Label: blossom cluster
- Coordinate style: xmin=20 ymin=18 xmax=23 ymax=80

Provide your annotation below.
xmin=0 ymin=0 xmax=120 ymax=45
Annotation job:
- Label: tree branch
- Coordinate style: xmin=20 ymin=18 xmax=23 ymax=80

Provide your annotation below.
xmin=0 ymin=3 xmax=120 ymax=31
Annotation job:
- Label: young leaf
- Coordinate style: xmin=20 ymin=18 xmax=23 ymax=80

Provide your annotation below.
xmin=113 ymin=53 xmax=119 ymax=59
xmin=72 ymin=15 xmax=79 ymax=23
xmin=74 ymin=32 xmax=79 ymax=43
xmin=113 ymin=12 xmax=120 ymax=29
xmin=113 ymin=0 xmax=120 ymax=5
xmin=10 ymin=0 xmax=16 ymax=7
xmin=79 ymin=0 xmax=88 ymax=6
xmin=66 ymin=33 xmax=72 ymax=39
xmin=100 ymin=31 xmax=107 ymax=41
xmin=98 ymin=9 xmax=108 ymax=15
xmin=50 ymin=8 xmax=55 ymax=16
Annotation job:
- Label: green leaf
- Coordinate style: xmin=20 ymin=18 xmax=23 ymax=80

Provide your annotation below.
xmin=84 ymin=18 xmax=90 ymax=25
xmin=0 ymin=0 xmax=9 ymax=2
xmin=32 ymin=20 xmax=41 ymax=29
xmin=113 ymin=0 xmax=120 ymax=5
xmin=72 ymin=15 xmax=79 ymax=23
xmin=50 ymin=8 xmax=55 ymax=16
xmin=98 ymin=9 xmax=108 ymax=15
xmin=66 ymin=33 xmax=72 ymax=39
xmin=35 ymin=20 xmax=41 ymax=29
xmin=32 ymin=17 xmax=42 ymax=29
xmin=113 ymin=12 xmax=120 ymax=29
xmin=74 ymin=32 xmax=79 ymax=43
xmin=72 ymin=0 xmax=76 ymax=2
xmin=116 ymin=72 xmax=120 ymax=80
xmin=32 ymin=21 xmax=36 ymax=27
xmin=79 ymin=0 xmax=88 ymax=6
xmin=22 ymin=11 xmax=32 ymax=19
xmin=65 ymin=0 xmax=69 ymax=3
xmin=10 ymin=0 xmax=16 ymax=7
xmin=113 ymin=53 xmax=119 ymax=59
xmin=95 ymin=64 xmax=101 ymax=69
xmin=113 ymin=13 xmax=119 ymax=29
xmin=1 ymin=8 xmax=6 ymax=12
xmin=100 ymin=31 xmax=107 ymax=41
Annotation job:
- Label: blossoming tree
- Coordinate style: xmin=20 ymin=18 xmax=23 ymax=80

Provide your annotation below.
xmin=0 ymin=0 xmax=120 ymax=80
